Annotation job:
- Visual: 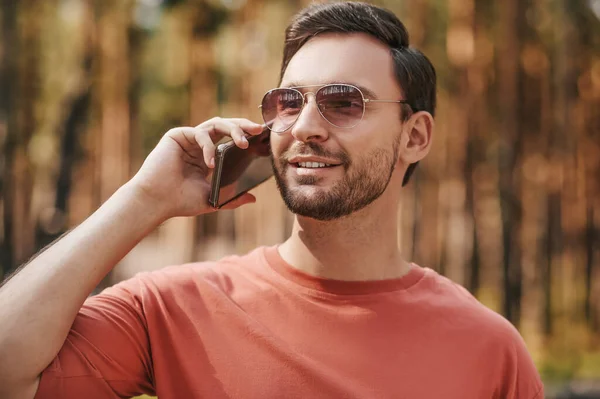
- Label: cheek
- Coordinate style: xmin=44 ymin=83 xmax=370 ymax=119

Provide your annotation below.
xmin=269 ymin=134 xmax=289 ymax=159
xmin=358 ymin=115 xmax=402 ymax=145
xmin=342 ymin=123 xmax=386 ymax=152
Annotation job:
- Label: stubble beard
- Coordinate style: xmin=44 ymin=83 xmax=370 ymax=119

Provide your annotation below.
xmin=271 ymin=138 xmax=400 ymax=221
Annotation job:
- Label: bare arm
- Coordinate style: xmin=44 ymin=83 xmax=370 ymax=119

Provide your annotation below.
xmin=0 ymin=118 xmax=264 ymax=398
xmin=0 ymin=184 xmax=164 ymax=398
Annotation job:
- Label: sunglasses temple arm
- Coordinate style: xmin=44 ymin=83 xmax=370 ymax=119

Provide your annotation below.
xmin=365 ymin=99 xmax=408 ymax=104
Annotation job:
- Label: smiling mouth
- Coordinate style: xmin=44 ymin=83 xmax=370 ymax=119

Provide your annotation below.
xmin=294 ymin=161 xmax=337 ymax=168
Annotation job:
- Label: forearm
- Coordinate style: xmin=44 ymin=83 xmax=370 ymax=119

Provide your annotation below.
xmin=0 ymin=182 xmax=166 ymax=389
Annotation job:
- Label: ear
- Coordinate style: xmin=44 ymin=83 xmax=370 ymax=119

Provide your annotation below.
xmin=398 ymin=111 xmax=434 ymax=165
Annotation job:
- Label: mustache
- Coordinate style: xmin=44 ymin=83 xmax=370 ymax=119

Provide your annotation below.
xmin=281 ymin=142 xmax=350 ymax=165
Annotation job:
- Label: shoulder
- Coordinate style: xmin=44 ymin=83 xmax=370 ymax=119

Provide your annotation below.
xmin=419 ymin=268 xmax=515 ymax=335
xmin=140 ymin=246 xmax=268 ymax=291
xmin=99 ymin=246 xmax=270 ymax=306
xmin=418 ymin=269 xmax=543 ymax=396
xmin=421 ymin=269 xmax=528 ymax=349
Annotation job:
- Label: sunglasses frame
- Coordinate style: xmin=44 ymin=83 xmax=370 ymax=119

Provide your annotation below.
xmin=259 ymin=83 xmax=411 ymax=133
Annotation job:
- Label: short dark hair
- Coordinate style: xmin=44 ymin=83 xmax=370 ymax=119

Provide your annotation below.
xmin=280 ymin=1 xmax=437 ymax=186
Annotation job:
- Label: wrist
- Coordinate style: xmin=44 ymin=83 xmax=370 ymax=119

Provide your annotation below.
xmin=118 ymin=181 xmax=172 ymax=227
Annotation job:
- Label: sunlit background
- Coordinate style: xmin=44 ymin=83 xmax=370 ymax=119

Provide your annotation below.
xmin=1 ymin=0 xmax=600 ymax=397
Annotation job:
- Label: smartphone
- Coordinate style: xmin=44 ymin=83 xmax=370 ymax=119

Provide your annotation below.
xmin=208 ymin=128 xmax=273 ymax=208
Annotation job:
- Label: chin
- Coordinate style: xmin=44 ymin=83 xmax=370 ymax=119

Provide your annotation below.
xmin=287 ymin=183 xmax=327 ymax=194
xmin=280 ymin=188 xmax=354 ymax=221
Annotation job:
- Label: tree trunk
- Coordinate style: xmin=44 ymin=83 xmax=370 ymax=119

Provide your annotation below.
xmin=0 ymin=0 xmax=18 ymax=276
xmin=497 ymin=0 xmax=523 ymax=326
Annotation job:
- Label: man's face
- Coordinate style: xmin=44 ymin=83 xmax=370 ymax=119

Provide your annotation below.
xmin=270 ymin=33 xmax=405 ymax=221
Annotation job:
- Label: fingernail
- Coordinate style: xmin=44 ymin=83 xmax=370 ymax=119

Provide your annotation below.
xmin=210 ymin=157 xmax=215 ymax=167
xmin=241 ymin=136 xmax=248 ymax=146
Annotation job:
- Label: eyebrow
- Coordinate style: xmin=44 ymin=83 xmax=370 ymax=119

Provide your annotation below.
xmin=282 ymin=81 xmax=380 ymax=100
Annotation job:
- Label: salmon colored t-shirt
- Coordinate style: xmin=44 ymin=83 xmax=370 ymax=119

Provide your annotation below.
xmin=35 ymin=246 xmax=544 ymax=399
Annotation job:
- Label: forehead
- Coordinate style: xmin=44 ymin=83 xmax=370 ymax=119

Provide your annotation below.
xmin=281 ymin=33 xmax=401 ymax=97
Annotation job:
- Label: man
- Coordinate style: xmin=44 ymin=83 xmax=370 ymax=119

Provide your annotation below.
xmin=0 ymin=2 xmax=544 ymax=398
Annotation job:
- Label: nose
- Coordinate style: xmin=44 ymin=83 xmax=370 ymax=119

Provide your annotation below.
xmin=289 ymin=92 xmax=330 ymax=143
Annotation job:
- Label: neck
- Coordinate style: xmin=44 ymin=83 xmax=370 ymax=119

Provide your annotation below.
xmin=278 ymin=195 xmax=411 ymax=281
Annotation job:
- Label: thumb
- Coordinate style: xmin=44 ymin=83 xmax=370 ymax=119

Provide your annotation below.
xmin=220 ymin=193 xmax=257 ymax=210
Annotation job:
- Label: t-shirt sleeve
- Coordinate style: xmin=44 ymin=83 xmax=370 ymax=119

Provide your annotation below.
xmin=495 ymin=323 xmax=545 ymax=399
xmin=34 ymin=276 xmax=155 ymax=399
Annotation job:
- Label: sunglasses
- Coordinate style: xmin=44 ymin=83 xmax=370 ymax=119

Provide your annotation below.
xmin=260 ymin=83 xmax=410 ymax=134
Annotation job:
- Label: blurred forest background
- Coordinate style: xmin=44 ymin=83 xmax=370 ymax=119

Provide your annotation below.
xmin=1 ymin=0 xmax=599 ymax=396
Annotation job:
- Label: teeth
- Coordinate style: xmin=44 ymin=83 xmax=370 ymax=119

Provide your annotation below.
xmin=298 ymin=162 xmax=331 ymax=168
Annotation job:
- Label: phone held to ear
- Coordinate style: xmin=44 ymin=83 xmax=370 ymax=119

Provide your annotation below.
xmin=208 ymin=128 xmax=273 ymax=208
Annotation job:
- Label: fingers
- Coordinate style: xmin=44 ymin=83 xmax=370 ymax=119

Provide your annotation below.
xmin=195 ymin=118 xmax=264 ymax=166
xmin=192 ymin=131 xmax=217 ymax=168
xmin=226 ymin=119 xmax=265 ymax=136
xmin=220 ymin=193 xmax=257 ymax=210
xmin=226 ymin=123 xmax=248 ymax=150
xmin=196 ymin=117 xmax=264 ymax=140
xmin=196 ymin=119 xmax=245 ymax=150
xmin=167 ymin=117 xmax=264 ymax=169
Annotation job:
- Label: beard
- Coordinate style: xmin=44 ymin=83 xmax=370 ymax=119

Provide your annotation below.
xmin=271 ymin=138 xmax=400 ymax=221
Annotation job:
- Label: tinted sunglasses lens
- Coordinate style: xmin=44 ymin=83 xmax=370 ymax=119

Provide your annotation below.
xmin=316 ymin=85 xmax=364 ymax=128
xmin=261 ymin=89 xmax=303 ymax=133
